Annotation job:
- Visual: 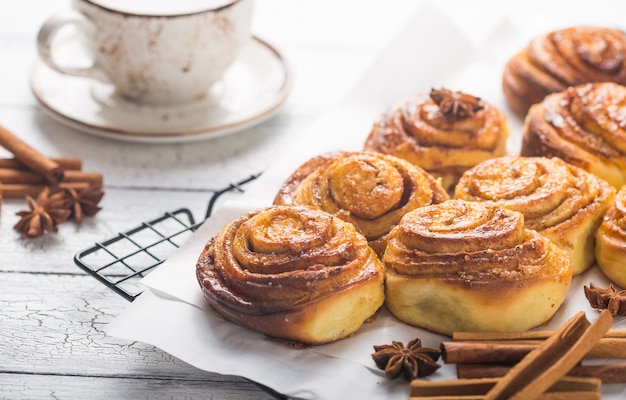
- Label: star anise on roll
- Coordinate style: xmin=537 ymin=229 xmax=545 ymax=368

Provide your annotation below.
xmin=372 ymin=338 xmax=441 ymax=381
xmin=430 ymin=88 xmax=484 ymax=118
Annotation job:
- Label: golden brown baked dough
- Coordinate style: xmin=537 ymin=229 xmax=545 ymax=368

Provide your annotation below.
xmin=596 ymin=186 xmax=626 ymax=288
xmin=503 ymin=26 xmax=626 ymax=115
xmin=363 ymin=89 xmax=509 ymax=192
xmin=455 ymin=156 xmax=615 ymax=276
xmin=273 ymin=151 xmax=448 ymax=256
xmin=521 ymin=82 xmax=626 ymax=189
xmin=196 ymin=205 xmax=385 ymax=345
xmin=383 ymin=200 xmax=573 ymax=335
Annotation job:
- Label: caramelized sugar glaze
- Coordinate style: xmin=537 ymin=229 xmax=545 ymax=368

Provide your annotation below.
xmin=196 ymin=205 xmax=385 ymax=345
xmin=522 ymin=82 xmax=626 ymax=189
xmin=364 ymin=90 xmax=509 ymax=192
xmin=274 ymin=151 xmax=448 ymax=256
xmin=503 ymin=26 xmax=626 ymax=114
xmin=455 ymin=156 xmax=615 ymax=275
xmin=383 ymin=200 xmax=572 ymax=335
xmin=596 ymin=186 xmax=626 ymax=288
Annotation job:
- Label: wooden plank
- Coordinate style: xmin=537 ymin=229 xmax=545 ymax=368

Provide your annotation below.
xmin=1 ymin=373 xmax=277 ymax=400
xmin=0 ymin=271 xmax=281 ymax=398
xmin=1 ymin=272 xmax=197 ymax=377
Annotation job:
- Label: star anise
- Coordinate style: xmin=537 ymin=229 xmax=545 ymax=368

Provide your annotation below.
xmin=430 ymin=88 xmax=484 ymax=118
xmin=371 ymin=338 xmax=441 ymax=381
xmin=584 ymin=282 xmax=626 ymax=316
xmin=14 ymin=187 xmax=71 ymax=238
xmin=63 ymin=186 xmax=104 ymax=223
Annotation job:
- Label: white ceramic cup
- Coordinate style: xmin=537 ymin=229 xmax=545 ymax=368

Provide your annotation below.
xmin=37 ymin=0 xmax=253 ymax=104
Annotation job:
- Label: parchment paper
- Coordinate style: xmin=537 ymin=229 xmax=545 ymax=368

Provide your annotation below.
xmin=106 ymin=3 xmax=626 ymax=398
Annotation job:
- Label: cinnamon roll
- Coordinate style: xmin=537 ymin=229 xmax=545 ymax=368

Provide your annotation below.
xmin=364 ymin=88 xmax=509 ymax=192
xmin=596 ymin=186 xmax=626 ymax=288
xmin=273 ymin=151 xmax=448 ymax=256
xmin=196 ymin=205 xmax=385 ymax=345
xmin=455 ymin=156 xmax=615 ymax=275
xmin=503 ymin=26 xmax=626 ymax=115
xmin=383 ymin=200 xmax=573 ymax=335
xmin=521 ymin=82 xmax=626 ymax=189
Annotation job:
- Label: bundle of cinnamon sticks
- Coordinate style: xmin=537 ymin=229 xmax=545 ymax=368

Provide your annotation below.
xmin=443 ymin=326 xmax=626 ymax=383
xmin=0 ymin=125 xmax=103 ymax=207
xmin=410 ymin=310 xmax=614 ymax=399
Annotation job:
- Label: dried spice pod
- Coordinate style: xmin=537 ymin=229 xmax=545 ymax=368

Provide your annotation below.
xmin=455 ymin=156 xmax=615 ymax=275
xmin=64 ymin=185 xmax=105 ymax=223
xmin=364 ymin=89 xmax=508 ymax=192
xmin=14 ymin=187 xmax=71 ymax=238
xmin=371 ymin=338 xmax=441 ymax=381
xmin=429 ymin=88 xmax=484 ymax=118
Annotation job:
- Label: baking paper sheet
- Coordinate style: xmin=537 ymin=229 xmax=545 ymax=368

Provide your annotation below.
xmin=106 ymin=2 xmax=626 ymax=398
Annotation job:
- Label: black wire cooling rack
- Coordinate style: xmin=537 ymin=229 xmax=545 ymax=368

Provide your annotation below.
xmin=73 ymin=174 xmax=260 ymax=302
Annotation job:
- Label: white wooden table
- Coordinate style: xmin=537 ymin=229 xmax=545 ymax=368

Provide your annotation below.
xmin=3 ymin=1 xmax=626 ymax=398
xmin=1 ymin=1 xmax=421 ymax=398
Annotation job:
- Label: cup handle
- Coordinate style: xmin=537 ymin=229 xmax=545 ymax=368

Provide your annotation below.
xmin=36 ymin=11 xmax=108 ymax=81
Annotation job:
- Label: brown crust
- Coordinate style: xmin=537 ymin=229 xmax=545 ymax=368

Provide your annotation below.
xmin=521 ymin=82 xmax=626 ymax=189
xmin=195 ymin=205 xmax=385 ymax=345
xmin=503 ymin=26 xmax=626 ymax=115
xmin=383 ymin=200 xmax=573 ymax=335
xmin=363 ymin=92 xmax=508 ymax=192
xmin=273 ymin=151 xmax=449 ymax=256
xmin=596 ymin=186 xmax=626 ymax=288
xmin=455 ymin=156 xmax=616 ymax=275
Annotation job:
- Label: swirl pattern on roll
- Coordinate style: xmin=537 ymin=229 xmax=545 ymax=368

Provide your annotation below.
xmin=196 ymin=205 xmax=384 ymax=344
xmin=503 ymin=26 xmax=626 ymax=114
xmin=274 ymin=151 xmax=448 ymax=255
xmin=455 ymin=156 xmax=615 ymax=275
xmin=383 ymin=200 xmax=572 ymax=334
xmin=596 ymin=186 xmax=626 ymax=288
xmin=363 ymin=91 xmax=508 ymax=192
xmin=521 ymin=82 xmax=626 ymax=189
xmin=386 ymin=200 xmax=542 ymax=277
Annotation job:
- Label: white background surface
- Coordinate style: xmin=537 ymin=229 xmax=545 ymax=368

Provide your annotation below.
xmin=3 ymin=0 xmax=626 ymax=399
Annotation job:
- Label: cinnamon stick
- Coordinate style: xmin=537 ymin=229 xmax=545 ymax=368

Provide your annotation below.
xmin=442 ymin=341 xmax=537 ymax=364
xmin=2 ymin=182 xmax=92 ymax=198
xmin=483 ymin=310 xmax=612 ymax=400
xmin=457 ymin=362 xmax=626 ymax=383
xmin=0 ymin=169 xmax=102 ymax=186
xmin=0 ymin=157 xmax=82 ymax=171
xmin=409 ymin=376 xmax=601 ymax=399
xmin=442 ymin=333 xmax=626 ymax=364
xmin=0 ymin=125 xmax=64 ymax=184
xmin=453 ymin=329 xmax=626 ymax=341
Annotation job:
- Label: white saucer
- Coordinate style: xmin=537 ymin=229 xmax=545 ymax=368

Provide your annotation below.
xmin=30 ymin=36 xmax=292 ymax=143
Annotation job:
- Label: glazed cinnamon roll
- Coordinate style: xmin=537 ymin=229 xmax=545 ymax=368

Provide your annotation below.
xmin=455 ymin=156 xmax=615 ymax=275
xmin=596 ymin=186 xmax=626 ymax=288
xmin=196 ymin=205 xmax=385 ymax=345
xmin=503 ymin=26 xmax=626 ymax=115
xmin=273 ymin=151 xmax=448 ymax=256
xmin=521 ymin=82 xmax=626 ymax=189
xmin=383 ymin=200 xmax=572 ymax=335
xmin=363 ymin=88 xmax=509 ymax=192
